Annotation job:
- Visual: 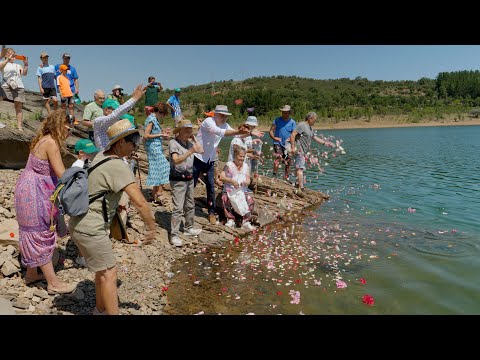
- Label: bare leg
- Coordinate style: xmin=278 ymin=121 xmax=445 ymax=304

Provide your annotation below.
xmin=96 ymin=267 xmax=119 ymax=315
xmin=25 ymin=266 xmax=43 ymax=281
xmin=68 ymin=103 xmax=74 ymax=116
xmin=44 ymin=99 xmax=51 ymax=116
xmin=39 ymin=260 xmax=67 ymax=288
xmin=52 ymin=98 xmax=58 ymax=111
xmin=296 ymin=168 xmax=304 ymax=189
xmin=14 ymin=101 xmax=23 ymax=129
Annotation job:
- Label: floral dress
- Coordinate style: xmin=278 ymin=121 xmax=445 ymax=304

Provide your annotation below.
xmin=144 ymin=114 xmax=169 ymax=186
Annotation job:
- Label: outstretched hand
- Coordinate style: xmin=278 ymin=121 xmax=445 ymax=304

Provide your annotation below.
xmin=252 ymin=129 xmax=265 ymax=138
xmin=131 ymin=84 xmax=146 ymax=101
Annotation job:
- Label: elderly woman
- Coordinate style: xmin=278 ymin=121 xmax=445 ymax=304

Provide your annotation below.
xmin=168 ymin=119 xmax=204 ymax=247
xmin=220 ymin=146 xmax=256 ymax=231
xmin=0 ymin=47 xmax=28 ymax=130
xmin=69 ymin=119 xmax=157 ymax=315
xmin=144 ymin=102 xmax=171 ymax=205
xmin=14 ymin=109 xmax=76 ymax=294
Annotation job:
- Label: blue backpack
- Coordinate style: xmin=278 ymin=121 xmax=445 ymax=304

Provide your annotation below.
xmin=49 ymin=157 xmax=118 ymax=231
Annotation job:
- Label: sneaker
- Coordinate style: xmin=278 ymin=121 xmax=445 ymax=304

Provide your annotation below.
xmin=208 ymin=214 xmax=217 ymax=225
xmin=170 ymin=235 xmax=183 ymax=247
xmin=92 ymin=307 xmax=106 ymax=315
xmin=184 ymin=228 xmax=202 ymax=236
xmin=242 ymin=221 xmax=256 ymax=231
xmin=75 ymin=256 xmax=86 ymax=267
xmin=225 ymin=219 xmax=235 ymax=228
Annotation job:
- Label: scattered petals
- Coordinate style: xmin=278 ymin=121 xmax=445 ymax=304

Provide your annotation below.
xmin=362 ymin=294 xmax=375 ymax=306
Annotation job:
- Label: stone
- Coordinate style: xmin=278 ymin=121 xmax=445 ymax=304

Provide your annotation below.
xmin=132 ymin=249 xmax=148 ymax=265
xmin=11 ymin=299 xmax=30 ymax=309
xmin=0 ymin=297 xmax=15 ymax=315
xmin=33 ymin=288 xmax=49 ymax=299
xmin=1 ymin=259 xmax=20 ymax=276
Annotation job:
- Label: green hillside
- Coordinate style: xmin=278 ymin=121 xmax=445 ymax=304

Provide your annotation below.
xmin=127 ymin=71 xmax=480 ymax=127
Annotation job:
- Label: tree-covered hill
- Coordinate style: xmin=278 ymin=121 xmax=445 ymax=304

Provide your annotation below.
xmin=130 ymin=72 xmax=480 ymax=126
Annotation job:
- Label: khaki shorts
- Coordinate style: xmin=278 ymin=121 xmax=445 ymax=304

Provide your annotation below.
xmin=71 ymin=231 xmax=116 ymax=272
xmin=1 ymin=85 xmax=26 ymax=103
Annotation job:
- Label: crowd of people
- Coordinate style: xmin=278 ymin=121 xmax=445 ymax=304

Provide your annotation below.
xmin=2 ymin=48 xmax=334 ymax=315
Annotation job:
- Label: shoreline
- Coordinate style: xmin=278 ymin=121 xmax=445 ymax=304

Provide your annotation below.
xmin=256 ymin=117 xmax=480 ymax=131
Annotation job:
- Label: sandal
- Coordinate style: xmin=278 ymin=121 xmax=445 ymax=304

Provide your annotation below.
xmin=47 ymin=282 xmax=77 ymax=295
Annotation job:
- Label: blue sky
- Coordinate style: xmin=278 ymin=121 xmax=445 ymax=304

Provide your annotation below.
xmin=8 ymin=45 xmax=480 ymax=102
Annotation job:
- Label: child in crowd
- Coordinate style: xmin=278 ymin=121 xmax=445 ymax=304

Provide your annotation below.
xmin=71 ymin=138 xmax=99 ymax=266
xmin=56 ymin=64 xmax=73 ymax=115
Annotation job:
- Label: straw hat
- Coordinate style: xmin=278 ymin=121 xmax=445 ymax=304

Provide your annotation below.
xmin=104 ymin=119 xmax=139 ymax=151
xmin=279 ymin=105 xmax=291 ymax=112
xmin=173 ymin=118 xmax=197 ymax=135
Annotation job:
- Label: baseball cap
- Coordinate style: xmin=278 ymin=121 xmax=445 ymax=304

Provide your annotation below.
xmin=102 ymin=99 xmax=120 ymax=110
xmin=74 ymin=139 xmax=99 ymax=154
xmin=62 ymin=53 xmax=71 ymax=58
xmin=175 ymin=88 xmax=181 ymax=92
xmin=59 ymin=64 xmax=68 ymax=71
xmin=40 ymin=51 xmax=49 ymax=58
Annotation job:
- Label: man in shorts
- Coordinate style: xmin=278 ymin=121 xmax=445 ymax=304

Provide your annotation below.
xmin=36 ymin=51 xmax=58 ymax=116
xmin=269 ymin=105 xmax=296 ymax=180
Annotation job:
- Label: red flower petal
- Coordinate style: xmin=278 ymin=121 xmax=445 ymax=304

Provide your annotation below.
xmin=362 ymin=294 xmax=375 ymax=306
xmin=162 ymin=286 xmax=168 ymax=292
xmin=276 ymin=291 xmax=282 ymax=296
xmin=360 ymin=278 xmax=367 ymax=285
xmin=9 ymin=232 xmax=15 ymax=238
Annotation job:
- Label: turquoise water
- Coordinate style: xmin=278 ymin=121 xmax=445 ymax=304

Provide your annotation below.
xmin=166 ymin=126 xmax=480 ymax=314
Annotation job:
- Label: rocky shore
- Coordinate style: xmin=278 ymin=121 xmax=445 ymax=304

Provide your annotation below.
xmin=0 ymin=106 xmax=329 ymax=315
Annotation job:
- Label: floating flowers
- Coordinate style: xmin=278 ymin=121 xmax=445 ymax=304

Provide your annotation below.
xmin=362 ymin=294 xmax=375 ymax=306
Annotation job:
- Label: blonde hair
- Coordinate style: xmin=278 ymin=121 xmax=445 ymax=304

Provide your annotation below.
xmin=4 ymin=47 xmax=14 ymax=59
xmin=30 ymin=109 xmax=70 ymax=154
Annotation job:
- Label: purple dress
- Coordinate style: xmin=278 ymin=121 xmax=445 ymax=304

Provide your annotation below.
xmin=14 ymin=153 xmax=59 ymax=268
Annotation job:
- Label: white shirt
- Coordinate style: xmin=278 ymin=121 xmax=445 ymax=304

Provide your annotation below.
xmin=71 ymin=159 xmax=85 ymax=168
xmin=194 ymin=117 xmax=234 ymax=163
xmin=93 ymin=98 xmax=137 ymax=151
xmin=1 ymin=63 xmax=24 ymax=89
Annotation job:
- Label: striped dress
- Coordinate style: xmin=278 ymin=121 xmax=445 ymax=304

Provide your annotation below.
xmin=144 ymin=114 xmax=169 ymax=186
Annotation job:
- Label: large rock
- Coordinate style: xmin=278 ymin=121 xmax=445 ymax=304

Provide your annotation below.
xmin=0 ymin=90 xmax=84 ymax=169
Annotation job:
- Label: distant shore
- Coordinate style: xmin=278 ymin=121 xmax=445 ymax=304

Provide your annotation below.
xmin=257 ymin=116 xmax=480 ymax=131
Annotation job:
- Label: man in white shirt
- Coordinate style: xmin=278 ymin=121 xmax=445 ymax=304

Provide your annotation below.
xmin=194 ymin=105 xmax=264 ymax=225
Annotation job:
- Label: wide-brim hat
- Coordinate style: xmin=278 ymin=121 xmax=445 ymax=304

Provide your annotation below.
xmin=279 ymin=105 xmax=291 ymax=112
xmin=245 ymin=116 xmax=258 ymax=127
xmin=104 ymin=119 xmax=139 ymax=151
xmin=173 ymin=118 xmax=198 ymax=135
xmin=214 ymin=105 xmax=232 ymax=116
xmin=112 ymin=84 xmax=123 ymax=91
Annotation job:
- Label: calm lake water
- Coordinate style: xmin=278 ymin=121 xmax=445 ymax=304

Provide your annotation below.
xmin=166 ymin=125 xmax=480 ymax=315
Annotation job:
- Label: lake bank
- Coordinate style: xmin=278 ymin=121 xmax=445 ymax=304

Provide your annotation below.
xmin=255 ymin=116 xmax=480 ymax=131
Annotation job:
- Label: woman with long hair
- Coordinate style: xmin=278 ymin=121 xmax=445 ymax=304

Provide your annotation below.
xmin=143 ymin=102 xmax=171 ymax=205
xmin=14 ymin=109 xmax=77 ymax=294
